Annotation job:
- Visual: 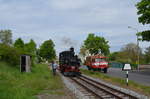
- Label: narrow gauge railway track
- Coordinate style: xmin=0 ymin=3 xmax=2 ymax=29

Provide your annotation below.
xmin=70 ymin=75 xmax=138 ymax=99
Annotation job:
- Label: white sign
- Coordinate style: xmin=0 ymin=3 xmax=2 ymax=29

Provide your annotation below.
xmin=123 ymin=64 xmax=131 ymax=70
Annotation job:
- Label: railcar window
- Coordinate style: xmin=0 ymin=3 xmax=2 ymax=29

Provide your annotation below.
xmin=95 ymin=58 xmax=106 ymax=62
xmin=92 ymin=59 xmax=95 ymax=62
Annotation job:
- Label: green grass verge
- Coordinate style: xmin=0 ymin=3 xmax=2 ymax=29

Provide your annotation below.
xmin=0 ymin=62 xmax=63 ymax=99
xmin=81 ymin=69 xmax=150 ymax=96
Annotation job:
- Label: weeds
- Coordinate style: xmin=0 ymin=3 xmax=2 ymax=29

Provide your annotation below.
xmin=0 ymin=62 xmax=63 ymax=99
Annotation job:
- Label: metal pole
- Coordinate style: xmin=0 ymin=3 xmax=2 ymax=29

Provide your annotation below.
xmin=126 ymin=70 xmax=129 ymax=86
xmin=137 ymin=35 xmax=140 ymax=71
xmin=128 ymin=26 xmax=140 ymax=70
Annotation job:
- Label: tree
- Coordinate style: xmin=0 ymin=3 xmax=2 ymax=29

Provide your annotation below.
xmin=109 ymin=52 xmax=119 ymax=61
xmin=145 ymin=47 xmax=150 ymax=63
xmin=0 ymin=30 xmax=12 ymax=45
xmin=137 ymin=30 xmax=150 ymax=41
xmin=24 ymin=39 xmax=36 ymax=55
xmin=121 ymin=43 xmax=141 ymax=63
xmin=136 ymin=0 xmax=150 ymax=25
xmin=39 ymin=39 xmax=56 ymax=61
xmin=14 ymin=38 xmax=24 ymax=50
xmin=111 ymin=43 xmax=143 ymax=64
xmin=83 ymin=33 xmax=110 ymax=55
xmin=0 ymin=44 xmax=21 ymax=65
xmin=136 ymin=0 xmax=150 ymax=41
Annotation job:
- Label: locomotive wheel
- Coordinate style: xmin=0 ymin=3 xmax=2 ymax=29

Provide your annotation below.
xmin=99 ymin=68 xmax=101 ymax=71
xmin=103 ymin=68 xmax=107 ymax=73
xmin=87 ymin=66 xmax=91 ymax=70
xmin=60 ymin=71 xmax=63 ymax=73
xmin=60 ymin=70 xmax=65 ymax=75
xmin=93 ymin=68 xmax=96 ymax=71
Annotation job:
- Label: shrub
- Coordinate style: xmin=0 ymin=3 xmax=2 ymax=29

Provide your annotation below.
xmin=0 ymin=44 xmax=21 ymax=66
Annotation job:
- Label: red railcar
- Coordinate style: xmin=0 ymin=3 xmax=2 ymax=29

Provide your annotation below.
xmin=85 ymin=55 xmax=109 ymax=73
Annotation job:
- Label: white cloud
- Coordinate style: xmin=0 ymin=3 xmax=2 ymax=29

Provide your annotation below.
xmin=49 ymin=0 xmax=88 ymax=10
xmin=0 ymin=0 xmax=149 ymax=54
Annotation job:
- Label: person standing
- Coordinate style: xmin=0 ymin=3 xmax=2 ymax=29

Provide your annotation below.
xmin=51 ymin=61 xmax=58 ymax=76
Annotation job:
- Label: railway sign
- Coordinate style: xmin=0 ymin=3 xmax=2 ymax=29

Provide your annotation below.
xmin=123 ymin=64 xmax=131 ymax=86
xmin=123 ymin=64 xmax=131 ymax=71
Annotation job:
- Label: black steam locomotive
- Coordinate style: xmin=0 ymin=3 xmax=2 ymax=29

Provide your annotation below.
xmin=59 ymin=47 xmax=81 ymax=76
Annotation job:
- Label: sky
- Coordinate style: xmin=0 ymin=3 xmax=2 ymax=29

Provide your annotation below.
xmin=0 ymin=0 xmax=149 ymax=54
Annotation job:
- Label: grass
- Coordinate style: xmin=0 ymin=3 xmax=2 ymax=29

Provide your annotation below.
xmin=81 ymin=69 xmax=150 ymax=96
xmin=0 ymin=62 xmax=64 ymax=99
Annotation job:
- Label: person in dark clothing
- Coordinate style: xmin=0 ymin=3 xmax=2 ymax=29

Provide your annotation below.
xmin=51 ymin=61 xmax=58 ymax=76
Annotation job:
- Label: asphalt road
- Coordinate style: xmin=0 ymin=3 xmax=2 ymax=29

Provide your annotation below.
xmin=107 ymin=68 xmax=150 ymax=86
xmin=80 ymin=66 xmax=150 ymax=86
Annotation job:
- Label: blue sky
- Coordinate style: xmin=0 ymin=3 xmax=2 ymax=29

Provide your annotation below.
xmin=0 ymin=0 xmax=149 ymax=54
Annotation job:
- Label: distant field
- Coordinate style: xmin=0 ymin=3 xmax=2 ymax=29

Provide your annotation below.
xmin=81 ymin=69 xmax=150 ymax=97
xmin=0 ymin=62 xmax=63 ymax=99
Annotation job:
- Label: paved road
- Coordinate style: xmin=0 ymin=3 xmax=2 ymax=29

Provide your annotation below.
xmin=80 ymin=66 xmax=150 ymax=86
xmin=107 ymin=68 xmax=150 ymax=86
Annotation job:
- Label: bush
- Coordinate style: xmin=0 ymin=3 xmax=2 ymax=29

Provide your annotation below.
xmin=0 ymin=44 xmax=21 ymax=66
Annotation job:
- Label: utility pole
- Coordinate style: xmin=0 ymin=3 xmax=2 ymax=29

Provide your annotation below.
xmin=128 ymin=26 xmax=140 ymax=70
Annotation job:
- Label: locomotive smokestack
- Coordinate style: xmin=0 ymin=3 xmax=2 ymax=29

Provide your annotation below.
xmin=70 ymin=47 xmax=74 ymax=52
xmin=70 ymin=47 xmax=75 ymax=56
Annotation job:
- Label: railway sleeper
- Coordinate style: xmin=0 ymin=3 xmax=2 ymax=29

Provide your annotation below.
xmin=78 ymin=79 xmax=116 ymax=98
xmin=72 ymin=78 xmax=105 ymax=98
xmin=101 ymin=95 xmax=114 ymax=98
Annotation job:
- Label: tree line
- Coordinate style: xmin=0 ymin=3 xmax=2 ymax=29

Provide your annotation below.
xmin=0 ymin=30 xmax=56 ymax=67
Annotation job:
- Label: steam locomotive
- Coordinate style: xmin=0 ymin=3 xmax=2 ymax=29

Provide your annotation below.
xmin=59 ymin=47 xmax=81 ymax=76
